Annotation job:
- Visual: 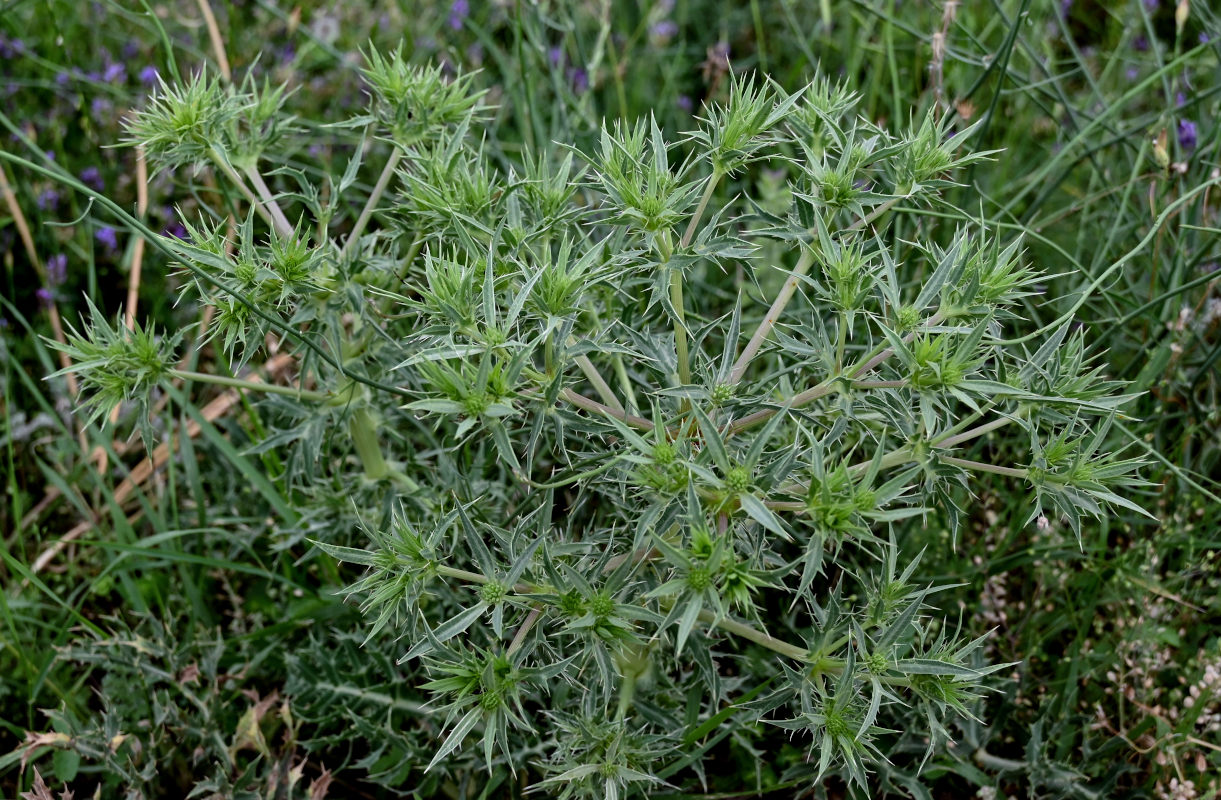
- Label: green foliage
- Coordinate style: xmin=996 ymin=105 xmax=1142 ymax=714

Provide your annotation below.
xmin=41 ymin=36 xmax=1151 ymax=796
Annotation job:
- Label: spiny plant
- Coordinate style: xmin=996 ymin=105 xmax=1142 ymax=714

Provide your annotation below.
xmin=50 ymin=45 xmax=1150 ymax=795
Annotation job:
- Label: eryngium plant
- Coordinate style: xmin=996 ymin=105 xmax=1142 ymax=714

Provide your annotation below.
xmin=57 ymin=46 xmax=1149 ymax=795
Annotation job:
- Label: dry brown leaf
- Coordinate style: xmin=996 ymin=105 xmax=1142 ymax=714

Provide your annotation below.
xmin=19 ymin=768 xmax=54 ymax=800
xmin=308 ymin=765 xmax=334 ymax=800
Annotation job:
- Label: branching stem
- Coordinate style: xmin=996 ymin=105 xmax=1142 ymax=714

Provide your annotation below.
xmin=169 ymin=369 xmax=328 ymax=402
xmin=343 ymin=147 xmax=403 ymax=259
xmin=243 ymin=164 xmax=294 ymax=238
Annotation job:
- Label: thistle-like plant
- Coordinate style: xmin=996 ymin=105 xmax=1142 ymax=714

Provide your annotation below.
xmin=55 ymin=50 xmax=1151 ymax=795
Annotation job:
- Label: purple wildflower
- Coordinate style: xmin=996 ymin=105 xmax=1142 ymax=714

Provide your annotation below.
xmin=1133 ymin=35 xmax=1149 ymax=52
xmin=1060 ymin=0 xmax=1072 ymax=15
xmin=1143 ymin=0 xmax=1159 ymax=10
xmin=36 ymin=287 xmax=54 ymax=310
xmin=650 ymin=20 xmax=679 ymax=39
xmin=79 ymin=166 xmax=104 ymax=191
xmin=448 ymin=0 xmax=470 ymax=30
xmin=46 ymin=254 xmax=67 ymax=287
xmin=55 ymin=70 xmax=72 ymax=87
xmin=677 ymin=94 xmax=693 ymax=113
xmin=95 ymin=225 xmax=118 ymax=250
xmin=1200 ymin=32 xmax=1211 ymax=45
xmin=91 ymin=96 xmax=114 ymax=119
xmin=36 ymin=188 xmax=59 ymax=210
xmin=103 ymin=61 xmax=125 ymax=83
xmin=1177 ymin=119 xmax=1198 ymax=151
xmin=1126 ymin=66 xmax=1140 ymax=80
xmin=0 ymin=36 xmax=25 ymax=58
xmin=139 ymin=65 xmax=159 ymax=86
xmin=568 ymin=66 xmax=589 ymax=94
xmin=164 ymin=221 xmax=188 ymax=240
xmin=547 ymin=46 xmax=564 ymax=68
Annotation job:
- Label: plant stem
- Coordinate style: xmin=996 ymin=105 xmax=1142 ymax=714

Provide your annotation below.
xmin=507 ymin=605 xmax=542 ymax=655
xmin=729 ymin=246 xmax=816 ymax=385
xmin=934 ymin=415 xmax=1015 ymax=449
xmin=939 ymin=456 xmax=1028 ymax=479
xmin=728 ymin=311 xmax=947 ymax=436
xmin=670 ymin=265 xmax=691 ymax=386
xmin=436 ymin=564 xmax=490 ymax=585
xmin=568 ymin=339 xmax=624 ymax=414
xmin=727 ymin=379 xmax=905 ymax=436
xmin=681 ymin=167 xmax=723 ymax=249
xmin=169 ymin=369 xmax=328 ymax=402
xmin=727 ymin=198 xmax=903 ymax=387
xmin=207 ymin=148 xmax=276 ymax=230
xmin=243 ymin=164 xmax=293 ymax=238
xmin=835 ymin=313 xmax=848 ymax=373
xmin=849 ymin=310 xmax=946 ymax=378
xmin=611 ymin=354 xmax=639 ymax=414
xmin=973 ymin=749 xmax=1026 ymax=772
xmin=699 ymin=610 xmax=810 ymax=661
xmin=343 ymin=147 xmax=403 ymax=259
xmin=348 ymin=406 xmax=389 ymax=480
xmin=927 ymin=399 xmax=998 ymax=446
xmin=560 ymin=388 xmax=654 ymax=431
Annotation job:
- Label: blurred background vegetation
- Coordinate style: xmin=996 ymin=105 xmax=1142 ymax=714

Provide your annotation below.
xmin=1 ymin=0 xmax=1219 ymax=797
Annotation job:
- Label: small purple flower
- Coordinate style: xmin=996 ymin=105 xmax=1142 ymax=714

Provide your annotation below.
xmin=55 ymin=70 xmax=72 ymax=87
xmin=164 ymin=221 xmax=188 ymax=240
xmin=1143 ymin=0 xmax=1159 ymax=10
xmin=80 ymin=166 xmax=104 ymax=191
xmin=1060 ymin=0 xmax=1072 ymax=15
xmin=36 ymin=287 xmax=54 ymax=310
xmin=36 ymin=188 xmax=59 ymax=210
xmin=1176 ymin=91 xmax=1186 ymax=107
xmin=122 ymin=40 xmax=140 ymax=60
xmin=1200 ymin=32 xmax=1211 ymax=45
xmin=1125 ymin=66 xmax=1140 ymax=80
xmin=547 ymin=46 xmax=564 ymax=69
xmin=103 ymin=61 xmax=126 ymax=83
xmin=1177 ymin=119 xmax=1198 ymax=151
xmin=46 ymin=254 xmax=67 ymax=287
xmin=677 ymin=94 xmax=693 ymax=113
xmin=650 ymin=20 xmax=679 ymax=40
xmin=277 ymin=44 xmax=296 ymax=64
xmin=0 ymin=36 xmax=25 ymax=58
xmin=567 ymin=66 xmax=589 ymax=94
xmin=139 ymin=65 xmax=159 ymax=86
xmin=448 ymin=0 xmax=469 ymax=30
xmin=91 ymin=96 xmax=114 ymax=119
xmin=95 ymin=225 xmax=118 ymax=250
xmin=1133 ymin=35 xmax=1149 ymax=52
